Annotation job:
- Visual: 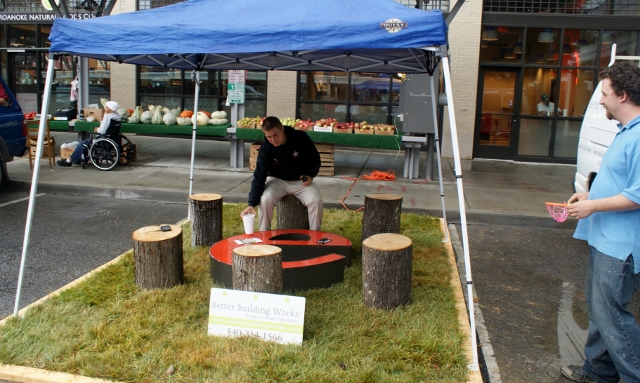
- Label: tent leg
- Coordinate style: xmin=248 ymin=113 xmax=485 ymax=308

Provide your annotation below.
xmin=230 ymin=103 xmax=245 ymax=168
xmin=425 ymin=133 xmax=435 ymax=181
xmin=14 ymin=56 xmax=56 ymax=317
xmin=428 ymin=74 xmax=449 ymax=243
xmin=441 ymin=53 xmax=478 ymax=371
xmin=188 ymin=71 xmax=200 ymax=220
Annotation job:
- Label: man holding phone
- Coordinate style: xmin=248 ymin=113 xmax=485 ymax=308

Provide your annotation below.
xmin=240 ymin=116 xmax=323 ymax=231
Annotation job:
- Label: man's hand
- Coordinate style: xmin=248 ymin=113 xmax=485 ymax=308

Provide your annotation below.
xmin=566 ymin=192 xmax=593 ymax=219
xmin=300 ymin=175 xmax=312 ymax=186
xmin=241 ymin=206 xmax=256 ymax=219
xmin=567 ymin=192 xmax=588 ymax=205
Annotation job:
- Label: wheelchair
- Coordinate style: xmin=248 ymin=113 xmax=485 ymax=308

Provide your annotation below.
xmin=81 ymin=118 xmax=135 ymax=171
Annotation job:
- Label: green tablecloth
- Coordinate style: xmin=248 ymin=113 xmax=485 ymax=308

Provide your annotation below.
xmin=234 ymin=128 xmax=403 ymax=150
xmin=50 ymin=120 xmax=71 ymax=131
xmin=73 ymin=121 xmax=230 ymax=137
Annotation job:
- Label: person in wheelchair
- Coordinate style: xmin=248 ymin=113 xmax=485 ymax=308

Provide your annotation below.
xmin=57 ymin=100 xmax=122 ymax=167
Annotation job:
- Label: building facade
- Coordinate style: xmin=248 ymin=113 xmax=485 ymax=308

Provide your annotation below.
xmin=0 ymin=0 xmax=638 ymax=163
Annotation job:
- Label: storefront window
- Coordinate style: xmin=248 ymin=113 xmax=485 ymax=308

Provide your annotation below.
xmin=558 ymin=69 xmax=596 ymax=117
xmin=599 ymin=30 xmax=639 ymax=67
xmin=139 ymin=69 xmax=266 ymax=115
xmin=563 ymin=30 xmax=599 ymax=67
xmin=298 ymin=71 xmax=398 ymax=123
xmin=9 ymin=25 xmax=36 ymax=48
xmin=480 ymin=27 xmax=524 ymax=63
xmin=525 ymin=28 xmax=560 ymax=65
xmin=554 ymin=120 xmax=581 ymax=158
xmin=521 ymin=68 xmax=558 ymax=116
xmin=517 ymin=118 xmax=552 ymax=157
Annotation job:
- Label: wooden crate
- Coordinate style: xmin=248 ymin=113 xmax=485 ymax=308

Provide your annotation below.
xmin=354 ymin=128 xmax=374 ymax=135
xmin=249 ymin=142 xmax=334 ymax=176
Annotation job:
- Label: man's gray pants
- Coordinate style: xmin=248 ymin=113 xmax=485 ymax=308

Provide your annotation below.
xmin=259 ymin=177 xmax=323 ymax=231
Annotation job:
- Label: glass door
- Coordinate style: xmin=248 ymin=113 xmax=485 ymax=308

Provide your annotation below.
xmin=473 ymin=68 xmax=519 ymax=160
xmin=11 ymin=52 xmax=39 ymax=113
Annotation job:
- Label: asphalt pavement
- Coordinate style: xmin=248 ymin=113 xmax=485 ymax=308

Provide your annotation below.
xmin=1 ymin=131 xmax=584 ymax=382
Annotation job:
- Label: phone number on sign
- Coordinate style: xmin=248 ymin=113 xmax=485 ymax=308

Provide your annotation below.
xmin=228 ymin=328 xmax=283 ymax=341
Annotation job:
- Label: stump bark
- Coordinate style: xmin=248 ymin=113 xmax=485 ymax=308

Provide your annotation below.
xmin=276 ymin=194 xmax=309 ymax=230
xmin=232 ymin=245 xmax=283 ymax=293
xmin=189 ymin=193 xmax=223 ymax=247
xmin=362 ymin=233 xmax=412 ymax=309
xmin=133 ymin=224 xmax=183 ymax=290
xmin=361 ymin=194 xmax=402 ymax=242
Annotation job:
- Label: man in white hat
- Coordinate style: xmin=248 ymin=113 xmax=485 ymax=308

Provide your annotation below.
xmin=57 ymin=100 xmax=121 ymax=166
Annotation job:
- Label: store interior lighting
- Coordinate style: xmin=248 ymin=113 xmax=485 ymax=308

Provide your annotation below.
xmin=482 ymin=27 xmax=498 ymax=41
xmin=504 ymin=47 xmax=516 ymax=59
xmin=514 ymin=43 xmax=523 ymax=54
xmin=538 ymin=29 xmax=555 ymax=43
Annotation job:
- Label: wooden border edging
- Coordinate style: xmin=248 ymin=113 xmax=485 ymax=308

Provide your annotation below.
xmin=440 ymin=218 xmax=483 ymax=383
xmin=0 ymin=364 xmax=122 ymax=383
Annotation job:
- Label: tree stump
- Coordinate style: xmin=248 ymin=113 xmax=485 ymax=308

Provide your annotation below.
xmin=133 ymin=224 xmax=183 ymax=290
xmin=361 ymin=194 xmax=402 ymax=242
xmin=232 ymin=245 xmax=283 ymax=294
xmin=189 ymin=193 xmax=223 ymax=247
xmin=362 ymin=233 xmax=412 ymax=309
xmin=276 ymin=194 xmax=309 ymax=230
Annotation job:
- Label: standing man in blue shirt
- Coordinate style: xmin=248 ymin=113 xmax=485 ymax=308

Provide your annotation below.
xmin=563 ymin=61 xmax=640 ymax=383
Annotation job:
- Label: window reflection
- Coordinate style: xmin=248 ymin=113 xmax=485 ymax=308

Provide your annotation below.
xmin=564 ymin=30 xmax=599 ymax=67
xmin=559 ymin=69 xmax=596 ymax=117
xmin=599 ymin=31 xmax=639 ymax=67
xmin=525 ymin=28 xmax=560 ymax=65
xmin=554 ymin=120 xmax=581 ymax=158
xmin=480 ymin=27 xmax=524 ymax=63
xmin=517 ymin=118 xmax=552 ymax=157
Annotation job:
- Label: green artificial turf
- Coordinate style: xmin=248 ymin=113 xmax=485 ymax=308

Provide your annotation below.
xmin=0 ymin=204 xmax=468 ymax=383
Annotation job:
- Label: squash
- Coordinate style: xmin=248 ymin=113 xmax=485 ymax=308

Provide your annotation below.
xmin=128 ymin=106 xmax=142 ymax=124
xmin=210 ymin=118 xmax=228 ymax=125
xmin=200 ymin=110 xmax=211 ymax=118
xmin=140 ymin=110 xmax=153 ymax=124
xmin=192 ymin=112 xmax=209 ymax=126
xmin=151 ymin=104 xmax=164 ymax=125
xmin=163 ymin=112 xmax=177 ymax=125
xmin=212 ymin=111 xmax=228 ymax=119
xmin=170 ymin=107 xmax=181 ymax=117
xmin=116 ymin=108 xmax=130 ymax=119
xmin=180 ymin=110 xmax=194 ymax=118
xmin=127 ymin=108 xmax=134 ymax=116
xmin=179 ymin=117 xmax=193 ymax=126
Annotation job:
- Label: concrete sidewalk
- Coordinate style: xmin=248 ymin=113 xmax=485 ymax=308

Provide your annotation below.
xmin=5 ymin=131 xmax=577 ymax=220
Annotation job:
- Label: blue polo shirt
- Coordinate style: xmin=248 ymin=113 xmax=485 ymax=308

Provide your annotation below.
xmin=574 ymin=115 xmax=640 ymax=273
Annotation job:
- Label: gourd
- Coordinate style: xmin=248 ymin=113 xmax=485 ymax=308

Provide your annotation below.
xmin=116 ymin=108 xmax=130 ymax=119
xmin=180 ymin=110 xmax=193 ymax=118
xmin=151 ymin=104 xmax=164 ymax=125
xmin=141 ymin=111 xmax=153 ymax=124
xmin=163 ymin=112 xmax=177 ymax=125
xmin=192 ymin=112 xmax=209 ymax=126
xmin=200 ymin=110 xmax=211 ymax=118
xmin=179 ymin=117 xmax=192 ymax=126
xmin=170 ymin=107 xmax=181 ymax=117
xmin=211 ymin=111 xmax=228 ymax=119
xmin=100 ymin=98 xmax=108 ymax=108
xmin=210 ymin=118 xmax=229 ymax=125
xmin=128 ymin=106 xmax=142 ymax=124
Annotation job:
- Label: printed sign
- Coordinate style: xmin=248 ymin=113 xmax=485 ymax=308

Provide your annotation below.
xmin=227 ymin=70 xmax=246 ymax=104
xmin=208 ymin=288 xmax=306 ymax=345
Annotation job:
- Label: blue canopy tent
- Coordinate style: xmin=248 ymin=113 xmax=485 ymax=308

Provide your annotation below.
xmin=18 ymin=0 xmax=478 ymax=372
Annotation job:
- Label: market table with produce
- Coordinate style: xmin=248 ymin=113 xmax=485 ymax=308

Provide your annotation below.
xmin=69 ymin=121 xmax=230 ymax=141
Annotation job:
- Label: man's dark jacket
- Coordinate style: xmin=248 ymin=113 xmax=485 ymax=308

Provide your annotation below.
xmin=248 ymin=126 xmax=321 ymax=207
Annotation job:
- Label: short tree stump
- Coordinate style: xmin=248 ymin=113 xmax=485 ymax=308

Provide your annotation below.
xmin=133 ymin=224 xmax=183 ymax=290
xmin=361 ymin=193 xmax=402 ymax=242
xmin=362 ymin=233 xmax=412 ymax=309
xmin=276 ymin=194 xmax=309 ymax=230
xmin=232 ymin=244 xmax=283 ymax=294
xmin=189 ymin=193 xmax=223 ymax=247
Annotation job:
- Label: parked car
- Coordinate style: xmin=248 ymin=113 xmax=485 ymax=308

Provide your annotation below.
xmin=0 ymin=76 xmax=27 ymax=189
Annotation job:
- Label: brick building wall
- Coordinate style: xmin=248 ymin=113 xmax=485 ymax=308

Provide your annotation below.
xmin=441 ymin=0 xmax=482 ymax=159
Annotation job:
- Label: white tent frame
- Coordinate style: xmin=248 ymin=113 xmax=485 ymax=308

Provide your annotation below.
xmin=15 ymin=45 xmax=479 ymax=371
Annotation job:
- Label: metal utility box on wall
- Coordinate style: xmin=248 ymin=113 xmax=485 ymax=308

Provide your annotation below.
xmin=398 ymin=70 xmax=439 ymax=134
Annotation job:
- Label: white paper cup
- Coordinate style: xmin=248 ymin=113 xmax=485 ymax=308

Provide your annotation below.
xmin=242 ymin=213 xmax=255 ymax=234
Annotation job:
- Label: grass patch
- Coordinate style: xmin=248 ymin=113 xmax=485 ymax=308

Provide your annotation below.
xmin=0 ymin=204 xmax=468 ymax=382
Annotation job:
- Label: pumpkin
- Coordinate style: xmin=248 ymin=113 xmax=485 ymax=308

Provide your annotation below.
xmin=179 ymin=117 xmax=192 ymax=126
xmin=211 ymin=111 xmax=228 ymax=119
xmin=200 ymin=110 xmax=211 ymax=118
xmin=163 ymin=112 xmax=177 ymax=125
xmin=140 ymin=111 xmax=153 ymax=124
xmin=210 ymin=118 xmax=228 ymax=125
xmin=116 ymin=108 xmax=130 ymax=119
xmin=180 ymin=110 xmax=194 ymax=118
xmin=192 ymin=112 xmax=209 ymax=126
xmin=127 ymin=108 xmax=134 ymax=115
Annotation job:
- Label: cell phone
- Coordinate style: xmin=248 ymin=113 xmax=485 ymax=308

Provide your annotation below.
xmin=160 ymin=225 xmax=171 ymax=232
xmin=317 ymin=238 xmax=331 ymax=244
xmin=302 ymin=175 xmax=308 ymax=182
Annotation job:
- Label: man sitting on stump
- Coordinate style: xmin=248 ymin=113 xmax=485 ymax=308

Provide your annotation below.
xmin=241 ymin=116 xmax=323 ymax=231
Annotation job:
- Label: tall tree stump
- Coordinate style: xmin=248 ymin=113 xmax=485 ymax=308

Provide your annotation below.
xmin=361 ymin=194 xmax=402 ymax=242
xmin=133 ymin=224 xmax=183 ymax=290
xmin=233 ymin=245 xmax=283 ymax=293
xmin=362 ymin=233 xmax=412 ymax=309
xmin=276 ymin=194 xmax=309 ymax=230
xmin=189 ymin=193 xmax=223 ymax=247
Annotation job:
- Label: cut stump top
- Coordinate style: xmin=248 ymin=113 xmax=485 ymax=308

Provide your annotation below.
xmin=133 ymin=224 xmax=182 ymax=242
xmin=365 ymin=193 xmax=402 ymax=201
xmin=363 ymin=233 xmax=412 ymax=251
xmin=189 ymin=193 xmax=222 ymax=201
xmin=234 ymin=244 xmax=282 ymax=257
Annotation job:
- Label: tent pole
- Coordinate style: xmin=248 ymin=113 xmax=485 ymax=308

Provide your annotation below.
xmin=441 ymin=52 xmax=479 ymax=371
xmin=427 ymin=72 xmax=449 ymax=243
xmin=13 ymin=56 xmax=56 ymax=317
xmin=188 ymin=71 xmax=200 ymax=220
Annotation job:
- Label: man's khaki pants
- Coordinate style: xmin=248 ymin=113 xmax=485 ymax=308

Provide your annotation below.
xmin=259 ymin=177 xmax=323 ymax=231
